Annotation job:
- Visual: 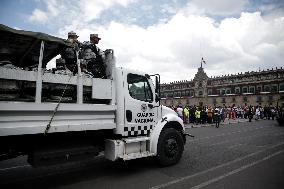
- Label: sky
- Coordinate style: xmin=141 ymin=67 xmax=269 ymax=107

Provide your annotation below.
xmin=1 ymin=0 xmax=284 ymax=83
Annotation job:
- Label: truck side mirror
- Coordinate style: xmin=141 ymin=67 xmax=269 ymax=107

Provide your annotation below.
xmin=155 ymin=93 xmax=160 ymax=103
xmin=155 ymin=75 xmax=160 ymax=103
xmin=155 ymin=75 xmax=159 ymax=94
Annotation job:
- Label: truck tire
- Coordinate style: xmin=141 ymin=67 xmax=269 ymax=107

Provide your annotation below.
xmin=157 ymin=128 xmax=184 ymax=166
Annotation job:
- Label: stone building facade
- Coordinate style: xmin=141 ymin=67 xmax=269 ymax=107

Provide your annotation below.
xmin=160 ymin=66 xmax=284 ymax=107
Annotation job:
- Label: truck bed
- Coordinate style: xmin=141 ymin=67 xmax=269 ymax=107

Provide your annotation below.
xmin=0 ymin=102 xmax=117 ymax=136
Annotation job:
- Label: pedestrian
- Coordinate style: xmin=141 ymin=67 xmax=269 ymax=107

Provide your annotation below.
xmin=195 ymin=108 xmax=201 ymax=125
xmin=264 ymin=105 xmax=269 ymax=120
xmin=214 ymin=106 xmax=221 ymax=128
xmin=207 ymin=106 xmax=213 ymax=124
xmin=190 ymin=105 xmax=196 ymax=124
xmin=176 ymin=105 xmax=183 ymax=120
xmin=260 ymin=106 xmax=264 ymax=119
xmin=255 ymin=106 xmax=261 ymax=120
xmin=240 ymin=106 xmax=244 ymax=119
xmin=271 ymin=107 xmax=276 ymax=120
xmin=244 ymin=105 xmax=249 ymax=119
xmin=220 ymin=105 xmax=226 ymax=122
xmin=201 ymin=107 xmax=206 ymax=124
xmin=267 ymin=106 xmax=272 ymax=120
xmin=248 ymin=105 xmax=253 ymax=122
xmin=183 ymin=106 xmax=189 ymax=124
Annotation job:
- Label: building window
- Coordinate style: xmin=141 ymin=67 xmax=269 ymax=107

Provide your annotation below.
xmin=221 ymin=89 xmax=226 ymax=95
xmin=249 ymin=86 xmax=255 ymax=93
xmin=208 ymin=89 xmax=212 ymax=95
xmin=243 ymin=96 xmax=248 ymax=102
xmin=181 ymin=91 xmax=186 ymax=96
xmin=271 ymin=85 xmax=278 ymax=93
xmin=257 ymin=86 xmax=262 ymax=93
xmin=190 ymin=91 xmax=194 ymax=97
xmin=235 ymin=87 xmax=240 ymax=94
xmin=280 ymin=83 xmax=284 ymax=91
xmin=217 ymin=89 xmax=220 ymax=95
xmin=242 ymin=87 xmax=248 ymax=93
xmin=199 ymin=90 xmax=203 ymax=96
xmin=168 ymin=92 xmax=173 ymax=97
xmin=264 ymin=85 xmax=270 ymax=92
xmin=226 ymin=89 xmax=231 ymax=94
xmin=185 ymin=90 xmax=189 ymax=96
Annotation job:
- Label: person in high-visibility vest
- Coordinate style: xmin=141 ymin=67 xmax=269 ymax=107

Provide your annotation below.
xmin=195 ymin=108 xmax=201 ymax=124
xmin=183 ymin=107 xmax=189 ymax=124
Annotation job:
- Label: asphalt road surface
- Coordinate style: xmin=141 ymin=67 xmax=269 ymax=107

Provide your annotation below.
xmin=0 ymin=120 xmax=284 ymax=189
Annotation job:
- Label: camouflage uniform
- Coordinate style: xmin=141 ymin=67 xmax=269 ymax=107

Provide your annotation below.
xmin=61 ymin=31 xmax=80 ymax=74
xmin=81 ymin=34 xmax=106 ymax=78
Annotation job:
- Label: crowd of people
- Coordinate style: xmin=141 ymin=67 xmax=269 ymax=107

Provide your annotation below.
xmin=171 ymin=104 xmax=281 ymax=125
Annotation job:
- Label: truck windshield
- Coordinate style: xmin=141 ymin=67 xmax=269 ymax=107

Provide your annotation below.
xmin=127 ymin=74 xmax=153 ymax=103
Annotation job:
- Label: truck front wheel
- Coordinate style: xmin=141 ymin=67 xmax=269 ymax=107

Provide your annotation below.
xmin=157 ymin=128 xmax=184 ymax=166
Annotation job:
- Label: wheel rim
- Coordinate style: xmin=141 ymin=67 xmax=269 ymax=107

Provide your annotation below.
xmin=164 ymin=137 xmax=178 ymax=157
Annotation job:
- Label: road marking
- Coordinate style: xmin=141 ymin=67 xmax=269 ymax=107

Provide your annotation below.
xmin=149 ymin=142 xmax=284 ymax=189
xmin=0 ymin=164 xmax=30 ymax=171
xmin=190 ymin=150 xmax=284 ymax=189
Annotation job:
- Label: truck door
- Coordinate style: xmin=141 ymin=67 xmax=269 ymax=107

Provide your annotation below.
xmin=124 ymin=73 xmax=158 ymax=137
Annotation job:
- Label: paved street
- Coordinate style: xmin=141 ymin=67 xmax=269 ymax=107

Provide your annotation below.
xmin=0 ymin=120 xmax=284 ymax=189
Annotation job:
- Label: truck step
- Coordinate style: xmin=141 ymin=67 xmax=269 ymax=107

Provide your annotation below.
xmin=119 ymin=151 xmax=155 ymax=160
xmin=123 ymin=136 xmax=150 ymax=143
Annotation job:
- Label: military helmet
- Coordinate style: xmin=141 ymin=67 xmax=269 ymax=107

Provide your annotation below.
xmin=90 ymin=34 xmax=101 ymax=40
xmin=68 ymin=31 xmax=79 ymax=38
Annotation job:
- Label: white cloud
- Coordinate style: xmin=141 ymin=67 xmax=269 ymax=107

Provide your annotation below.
xmin=161 ymin=3 xmax=179 ymax=14
xmin=43 ymin=1 xmax=284 ymax=84
xmin=29 ymin=0 xmax=60 ymax=23
xmin=186 ymin=0 xmax=249 ymax=16
xmin=29 ymin=9 xmax=48 ymax=23
xmin=29 ymin=0 xmax=137 ymax=25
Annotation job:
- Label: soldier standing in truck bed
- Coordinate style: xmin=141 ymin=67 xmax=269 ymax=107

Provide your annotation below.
xmin=81 ymin=34 xmax=106 ymax=78
xmin=61 ymin=31 xmax=80 ymax=74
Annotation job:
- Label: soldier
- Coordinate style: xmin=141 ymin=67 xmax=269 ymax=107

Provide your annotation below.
xmin=61 ymin=31 xmax=80 ymax=74
xmin=81 ymin=34 xmax=106 ymax=78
